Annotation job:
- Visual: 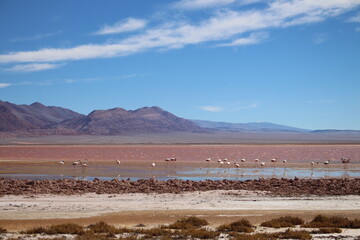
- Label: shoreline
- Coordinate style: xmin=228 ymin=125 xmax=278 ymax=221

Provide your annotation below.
xmin=1 ymin=178 xmax=360 ymax=197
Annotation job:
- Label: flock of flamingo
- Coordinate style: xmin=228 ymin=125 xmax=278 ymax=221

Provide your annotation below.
xmin=57 ymin=157 xmax=351 ymax=168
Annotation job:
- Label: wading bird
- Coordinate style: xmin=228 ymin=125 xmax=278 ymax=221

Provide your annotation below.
xmin=151 ymin=162 xmax=156 ymax=167
xmin=116 ymin=160 xmax=121 ymax=164
xmin=58 ymin=160 xmax=64 ymax=165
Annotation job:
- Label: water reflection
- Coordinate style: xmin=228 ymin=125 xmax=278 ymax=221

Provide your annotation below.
xmin=1 ymin=165 xmax=359 ymax=181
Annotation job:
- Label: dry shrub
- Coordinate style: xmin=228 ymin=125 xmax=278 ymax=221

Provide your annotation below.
xmin=48 ymin=223 xmax=85 ymax=235
xmin=21 ymin=226 xmax=47 ymax=234
xmin=231 ymin=233 xmax=277 ymax=240
xmin=312 ymin=228 xmax=342 ymax=234
xmin=138 ymin=227 xmax=171 ymax=237
xmin=181 ymin=228 xmax=220 ymax=239
xmin=0 ymin=226 xmax=7 ymax=233
xmin=275 ymin=229 xmax=312 ymax=240
xmin=167 ymin=216 xmax=208 ymax=229
xmin=88 ymin=222 xmax=117 ymax=234
xmin=302 ymin=215 xmax=357 ymax=228
xmin=75 ymin=231 xmax=112 ymax=240
xmin=217 ymin=219 xmax=254 ymax=233
xmin=22 ymin=224 xmax=84 ymax=235
xmin=261 ymin=216 xmax=304 ymax=228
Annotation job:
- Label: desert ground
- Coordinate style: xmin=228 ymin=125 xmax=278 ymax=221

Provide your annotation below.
xmin=0 ymin=144 xmax=359 ymax=239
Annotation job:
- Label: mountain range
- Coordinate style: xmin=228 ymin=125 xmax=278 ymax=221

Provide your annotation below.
xmin=1 ymin=100 xmax=359 ymax=139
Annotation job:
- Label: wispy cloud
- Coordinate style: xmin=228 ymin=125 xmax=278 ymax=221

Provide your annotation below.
xmin=94 ymin=18 xmax=147 ymax=35
xmin=5 ymin=63 xmax=64 ymax=72
xmin=218 ymin=32 xmax=268 ymax=46
xmin=200 ymin=106 xmax=224 ymax=112
xmin=0 ymin=83 xmax=11 ymax=88
xmin=312 ymin=33 xmax=328 ymax=44
xmin=13 ymin=74 xmax=145 ymax=86
xmin=348 ymin=12 xmax=360 ymax=22
xmin=200 ymin=102 xmax=259 ymax=112
xmin=172 ymin=0 xmax=235 ymax=10
xmin=232 ymin=102 xmax=259 ymax=111
xmin=10 ymin=31 xmax=62 ymax=42
xmin=0 ymin=0 xmax=359 ymax=64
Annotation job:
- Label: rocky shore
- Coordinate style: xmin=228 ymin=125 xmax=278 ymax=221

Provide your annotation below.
xmin=1 ymin=178 xmax=359 ymax=197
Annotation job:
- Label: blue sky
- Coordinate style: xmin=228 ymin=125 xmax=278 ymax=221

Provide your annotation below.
xmin=1 ymin=0 xmax=360 ymax=130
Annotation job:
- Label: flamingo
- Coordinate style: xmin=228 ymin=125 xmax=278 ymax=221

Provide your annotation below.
xmin=223 ymin=158 xmax=228 ymax=162
xmin=241 ymin=159 xmax=246 ymax=163
xmin=341 ymin=158 xmax=350 ymax=164
xmin=217 ymin=159 xmax=222 ymax=163
xmin=116 ymin=160 xmax=121 ymax=164
xmin=165 ymin=158 xmax=171 ymax=162
xmin=260 ymin=162 xmax=265 ymax=167
xmin=82 ymin=163 xmax=88 ymax=167
xmin=72 ymin=160 xmax=80 ymax=166
xmin=235 ymin=163 xmax=240 ymax=168
xmin=271 ymin=158 xmax=277 ymax=163
xmin=58 ymin=160 xmax=65 ymax=165
xmin=324 ymin=160 xmax=330 ymax=165
xmin=254 ymin=158 xmax=259 ymax=162
xmin=151 ymin=162 xmax=156 ymax=167
xmin=311 ymin=161 xmax=315 ymax=166
xmin=170 ymin=158 xmax=176 ymax=162
xmin=206 ymin=158 xmax=211 ymax=162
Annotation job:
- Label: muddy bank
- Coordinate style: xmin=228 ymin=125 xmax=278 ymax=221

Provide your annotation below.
xmin=1 ymin=178 xmax=359 ymax=197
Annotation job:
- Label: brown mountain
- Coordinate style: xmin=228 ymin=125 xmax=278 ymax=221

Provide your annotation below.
xmin=58 ymin=106 xmax=205 ymax=135
xmin=0 ymin=100 xmax=83 ymax=131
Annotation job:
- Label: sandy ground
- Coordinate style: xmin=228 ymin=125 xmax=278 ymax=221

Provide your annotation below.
xmin=1 ymin=190 xmax=360 ymax=232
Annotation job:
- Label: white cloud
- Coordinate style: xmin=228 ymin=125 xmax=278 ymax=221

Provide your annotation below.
xmin=172 ymin=0 xmax=235 ymax=10
xmin=348 ymin=12 xmax=360 ymax=22
xmin=1 ymin=0 xmax=360 ymax=64
xmin=10 ymin=31 xmax=62 ymax=42
xmin=0 ymin=83 xmax=11 ymax=88
xmin=5 ymin=63 xmax=64 ymax=72
xmin=218 ymin=32 xmax=268 ymax=46
xmin=200 ymin=106 xmax=224 ymax=112
xmin=95 ymin=18 xmax=147 ymax=35
xmin=232 ymin=102 xmax=259 ymax=110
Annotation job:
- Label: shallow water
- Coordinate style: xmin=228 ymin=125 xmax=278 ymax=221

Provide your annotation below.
xmin=0 ymin=164 xmax=359 ymax=181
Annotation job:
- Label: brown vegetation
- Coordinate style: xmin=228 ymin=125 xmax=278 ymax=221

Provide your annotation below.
xmin=217 ymin=219 xmax=254 ymax=233
xmin=261 ymin=216 xmax=304 ymax=228
xmin=302 ymin=215 xmax=360 ymax=228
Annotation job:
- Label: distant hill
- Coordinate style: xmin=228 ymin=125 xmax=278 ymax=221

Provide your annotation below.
xmin=1 ymin=101 xmax=359 ymax=143
xmin=0 ymin=100 xmax=82 ymax=131
xmin=57 ymin=106 xmax=204 ymax=135
xmin=191 ymin=119 xmax=310 ymax=132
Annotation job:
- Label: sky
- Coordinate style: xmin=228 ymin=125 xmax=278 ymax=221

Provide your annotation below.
xmin=0 ymin=0 xmax=360 ymax=130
